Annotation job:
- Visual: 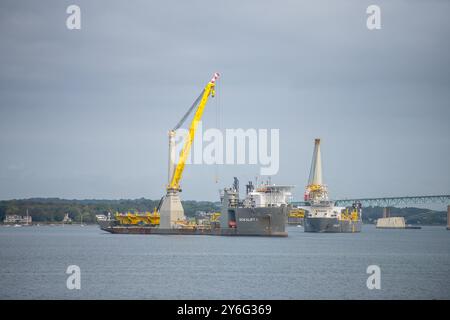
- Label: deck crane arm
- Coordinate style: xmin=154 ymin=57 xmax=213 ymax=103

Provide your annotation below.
xmin=168 ymin=72 xmax=220 ymax=191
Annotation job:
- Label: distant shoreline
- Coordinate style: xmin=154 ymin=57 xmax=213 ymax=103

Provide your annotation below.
xmin=1 ymin=198 xmax=447 ymax=226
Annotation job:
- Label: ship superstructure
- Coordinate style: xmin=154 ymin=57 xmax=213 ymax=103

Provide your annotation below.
xmin=242 ymin=180 xmax=294 ymax=208
xmin=218 ymin=178 xmax=292 ymax=236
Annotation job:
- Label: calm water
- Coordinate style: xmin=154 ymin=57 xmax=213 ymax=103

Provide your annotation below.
xmin=0 ymin=224 xmax=449 ymax=300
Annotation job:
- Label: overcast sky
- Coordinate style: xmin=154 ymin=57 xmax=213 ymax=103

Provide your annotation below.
xmin=0 ymin=0 xmax=449 ymax=206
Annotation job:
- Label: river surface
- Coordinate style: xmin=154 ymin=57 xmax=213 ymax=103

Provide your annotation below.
xmin=0 ymin=224 xmax=449 ymax=299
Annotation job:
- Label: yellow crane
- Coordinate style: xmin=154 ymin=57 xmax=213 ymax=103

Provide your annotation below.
xmin=159 ymin=73 xmax=220 ymax=229
xmin=112 ymin=74 xmax=220 ymax=228
xmin=168 ymin=72 xmax=220 ymax=191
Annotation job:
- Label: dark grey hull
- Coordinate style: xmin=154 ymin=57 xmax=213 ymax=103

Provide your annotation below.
xmin=377 ymin=226 xmax=422 ymax=230
xmin=232 ymin=206 xmax=288 ymax=236
xmin=100 ymin=206 xmax=288 ymax=237
xmin=100 ymin=226 xmax=287 ymax=237
xmin=304 ymin=217 xmax=362 ymax=233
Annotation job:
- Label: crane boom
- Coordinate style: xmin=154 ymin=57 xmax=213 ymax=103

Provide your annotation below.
xmin=168 ymin=72 xmax=220 ymax=191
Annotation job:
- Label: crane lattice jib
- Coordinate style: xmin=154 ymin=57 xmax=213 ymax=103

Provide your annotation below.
xmin=169 ymin=73 xmax=220 ymax=191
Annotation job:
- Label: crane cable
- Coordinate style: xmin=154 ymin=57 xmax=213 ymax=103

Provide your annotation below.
xmin=172 ymin=89 xmax=205 ymax=131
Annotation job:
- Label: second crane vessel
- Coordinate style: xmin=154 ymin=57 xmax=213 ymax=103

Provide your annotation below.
xmin=297 ymin=139 xmax=362 ymax=233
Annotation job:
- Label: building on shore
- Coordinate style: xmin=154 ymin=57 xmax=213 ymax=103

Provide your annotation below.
xmin=62 ymin=213 xmax=72 ymax=223
xmin=4 ymin=214 xmax=32 ymax=225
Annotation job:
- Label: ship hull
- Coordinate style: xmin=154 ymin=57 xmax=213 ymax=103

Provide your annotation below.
xmin=101 ymin=226 xmax=287 ymax=237
xmin=287 ymin=217 xmax=304 ymax=226
xmin=231 ymin=206 xmax=288 ymax=236
xmin=304 ymin=217 xmax=362 ymax=233
xmin=100 ymin=206 xmax=288 ymax=237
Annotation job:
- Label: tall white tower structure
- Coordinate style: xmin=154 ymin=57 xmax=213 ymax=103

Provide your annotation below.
xmin=305 ymin=139 xmax=329 ymax=202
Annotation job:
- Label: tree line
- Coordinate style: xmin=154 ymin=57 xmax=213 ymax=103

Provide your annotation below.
xmin=361 ymin=206 xmax=447 ymax=225
xmin=0 ymin=198 xmax=220 ymax=224
xmin=0 ymin=198 xmax=446 ymax=225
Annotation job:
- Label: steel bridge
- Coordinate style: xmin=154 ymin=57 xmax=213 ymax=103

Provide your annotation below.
xmin=292 ymin=195 xmax=450 ymax=208
xmin=334 ymin=195 xmax=450 ymax=207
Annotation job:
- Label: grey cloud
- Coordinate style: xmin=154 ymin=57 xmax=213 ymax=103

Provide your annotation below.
xmin=0 ymin=0 xmax=449 ymax=207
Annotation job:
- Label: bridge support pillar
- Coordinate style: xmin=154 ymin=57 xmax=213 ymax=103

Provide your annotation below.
xmin=383 ymin=207 xmax=391 ymax=219
xmin=447 ymin=205 xmax=450 ymax=230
